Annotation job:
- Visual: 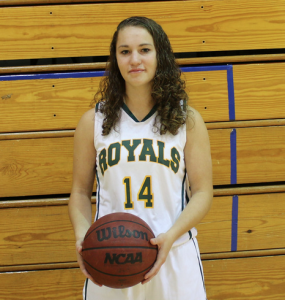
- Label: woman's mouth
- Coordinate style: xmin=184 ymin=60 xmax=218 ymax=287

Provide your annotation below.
xmin=129 ymin=69 xmax=145 ymax=73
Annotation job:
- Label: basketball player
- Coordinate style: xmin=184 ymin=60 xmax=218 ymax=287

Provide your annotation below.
xmin=69 ymin=16 xmax=213 ymax=300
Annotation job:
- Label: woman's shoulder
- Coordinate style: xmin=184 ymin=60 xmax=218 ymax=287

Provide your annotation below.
xmin=75 ymin=108 xmax=95 ymax=137
xmin=185 ymin=105 xmax=205 ymax=130
xmin=184 ymin=105 xmax=209 ymax=145
xmin=184 ymin=106 xmax=211 ymax=165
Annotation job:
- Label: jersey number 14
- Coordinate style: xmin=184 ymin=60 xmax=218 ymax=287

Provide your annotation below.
xmin=123 ymin=176 xmax=153 ymax=209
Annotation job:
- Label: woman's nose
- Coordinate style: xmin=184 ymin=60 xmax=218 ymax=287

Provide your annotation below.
xmin=130 ymin=51 xmax=141 ymax=65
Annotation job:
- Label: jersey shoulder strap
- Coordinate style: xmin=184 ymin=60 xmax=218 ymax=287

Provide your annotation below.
xmin=180 ymin=99 xmax=187 ymax=112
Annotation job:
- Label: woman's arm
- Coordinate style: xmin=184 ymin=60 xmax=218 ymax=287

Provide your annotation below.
xmin=143 ymin=107 xmax=213 ymax=283
xmin=68 ymin=108 xmax=102 ymax=286
xmin=167 ymin=107 xmax=213 ymax=239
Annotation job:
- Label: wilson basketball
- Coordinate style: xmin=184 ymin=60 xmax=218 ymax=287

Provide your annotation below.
xmin=82 ymin=212 xmax=158 ymax=288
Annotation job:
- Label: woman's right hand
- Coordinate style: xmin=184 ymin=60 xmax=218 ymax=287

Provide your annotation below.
xmin=76 ymin=239 xmax=102 ymax=287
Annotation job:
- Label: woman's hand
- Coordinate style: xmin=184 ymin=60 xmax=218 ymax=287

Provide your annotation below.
xmin=142 ymin=232 xmax=175 ymax=284
xmin=76 ymin=239 xmax=102 ymax=287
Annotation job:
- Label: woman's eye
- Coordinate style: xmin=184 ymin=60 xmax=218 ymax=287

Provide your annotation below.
xmin=121 ymin=50 xmax=129 ymax=54
xmin=141 ymin=48 xmax=150 ymax=53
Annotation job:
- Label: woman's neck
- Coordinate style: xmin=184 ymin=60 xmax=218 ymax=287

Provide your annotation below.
xmin=124 ymin=85 xmax=155 ymax=121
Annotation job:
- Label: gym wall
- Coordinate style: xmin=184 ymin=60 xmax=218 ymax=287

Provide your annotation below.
xmin=1 ymin=1 xmax=285 ymax=299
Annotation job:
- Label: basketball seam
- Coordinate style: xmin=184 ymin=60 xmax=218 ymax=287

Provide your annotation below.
xmin=82 ymin=245 xmax=157 ymax=251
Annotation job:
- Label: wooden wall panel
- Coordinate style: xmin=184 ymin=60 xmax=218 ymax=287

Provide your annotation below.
xmin=185 ymin=70 xmax=230 ymax=122
xmin=234 ymin=63 xmax=285 ymax=121
xmin=0 ymin=76 xmax=100 ymax=133
xmin=209 ymin=129 xmax=232 ymax=185
xmin=0 ymin=130 xmax=230 ymax=197
xmin=199 ymin=193 xmax=285 ymax=254
xmin=3 ymin=192 xmax=284 ymax=266
xmin=0 ymin=204 xmax=97 ymax=266
xmin=0 ymin=197 xmax=232 ymax=266
xmin=2 ymin=63 xmax=285 ymax=133
xmin=204 ymin=255 xmax=285 ymax=300
xmin=0 ymin=137 xmax=74 ymax=197
xmin=236 ymin=126 xmax=285 ymax=184
xmin=237 ymin=193 xmax=285 ymax=251
xmin=0 ymin=205 xmax=75 ymax=266
xmin=196 ymin=196 xmax=232 ymax=253
xmin=0 ymin=268 xmax=85 ymax=300
xmin=1 ymin=255 xmax=285 ymax=300
xmin=0 ymin=0 xmax=285 ymax=60
xmin=0 ymin=71 xmax=229 ymax=133
xmin=210 ymin=126 xmax=285 ymax=185
xmin=0 ymin=0 xmax=126 ymax=5
xmin=1 ymin=126 xmax=285 ymax=197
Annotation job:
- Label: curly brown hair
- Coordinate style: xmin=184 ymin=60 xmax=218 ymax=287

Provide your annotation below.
xmin=93 ymin=16 xmax=189 ymax=136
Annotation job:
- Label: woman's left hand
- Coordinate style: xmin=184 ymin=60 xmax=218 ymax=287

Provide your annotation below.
xmin=142 ymin=232 xmax=175 ymax=284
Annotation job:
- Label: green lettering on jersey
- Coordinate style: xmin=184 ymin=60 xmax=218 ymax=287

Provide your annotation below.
xmin=170 ymin=147 xmax=180 ymax=173
xmin=99 ymin=148 xmax=108 ymax=175
xmin=122 ymin=139 xmax=141 ymax=162
xmin=139 ymin=139 xmax=157 ymax=162
xmin=108 ymin=142 xmax=121 ymax=167
xmin=157 ymin=141 xmax=170 ymax=167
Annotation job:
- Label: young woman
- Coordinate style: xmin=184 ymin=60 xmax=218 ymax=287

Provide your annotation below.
xmin=69 ymin=16 xmax=213 ymax=300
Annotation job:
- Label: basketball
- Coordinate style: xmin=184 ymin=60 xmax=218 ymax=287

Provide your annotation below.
xmin=82 ymin=212 xmax=158 ymax=288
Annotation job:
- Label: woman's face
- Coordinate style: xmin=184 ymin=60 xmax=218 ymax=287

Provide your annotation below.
xmin=116 ymin=26 xmax=157 ymax=90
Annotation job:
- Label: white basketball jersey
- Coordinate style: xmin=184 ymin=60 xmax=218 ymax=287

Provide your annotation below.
xmin=94 ymin=103 xmax=197 ymax=246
